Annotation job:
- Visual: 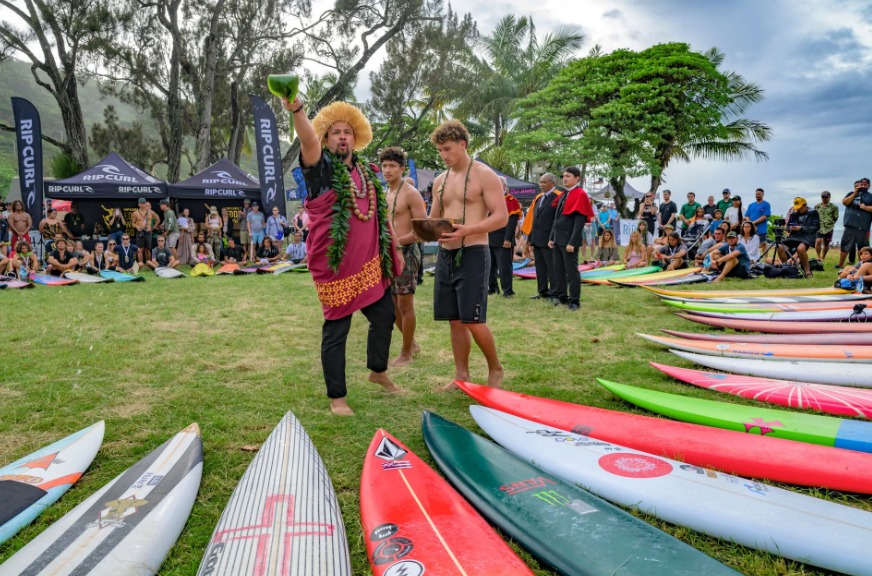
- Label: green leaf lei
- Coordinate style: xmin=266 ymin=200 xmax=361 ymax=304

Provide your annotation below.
xmin=326 ymin=151 xmax=394 ymax=277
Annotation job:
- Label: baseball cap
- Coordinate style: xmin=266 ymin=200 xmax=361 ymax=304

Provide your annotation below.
xmin=821 ymin=191 xmax=831 ymax=198
xmin=159 ymin=199 xmax=169 ymax=206
xmin=731 ymin=195 xmax=741 ymax=201
xmin=726 ymin=231 xmax=738 ymax=239
xmin=793 ymin=197 xmax=807 ymax=209
xmin=243 ymin=198 xmax=251 ymax=204
xmin=722 ymin=188 xmax=731 ymax=194
xmin=252 ymin=201 xmax=260 ymax=207
xmin=210 ymin=206 xmax=218 ymax=213
xmin=663 ymin=223 xmax=675 ymax=230
xmin=138 ymin=198 xmax=146 ymax=204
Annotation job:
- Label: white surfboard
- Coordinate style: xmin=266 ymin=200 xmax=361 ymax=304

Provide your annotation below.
xmin=0 ymin=422 xmax=104 ymax=544
xmin=196 ymin=412 xmax=350 ymax=576
xmin=671 ymin=349 xmax=872 ymax=387
xmin=692 ymin=308 xmax=872 ymax=322
xmin=470 ymin=406 xmax=872 ymax=576
xmin=658 ymin=293 xmax=872 ymax=304
xmin=63 ymin=272 xmax=113 ymax=283
xmin=1 ymin=424 xmax=202 ymax=576
xmin=154 ymin=267 xmax=187 ymax=278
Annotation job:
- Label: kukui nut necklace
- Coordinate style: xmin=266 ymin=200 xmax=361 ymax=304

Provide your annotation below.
xmin=348 ymin=162 xmax=376 ymax=221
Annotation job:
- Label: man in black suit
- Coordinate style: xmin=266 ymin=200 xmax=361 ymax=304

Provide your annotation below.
xmin=549 ymin=167 xmax=594 ymax=311
xmin=488 ymin=176 xmax=522 ymax=297
xmin=528 ymin=173 xmax=561 ymax=300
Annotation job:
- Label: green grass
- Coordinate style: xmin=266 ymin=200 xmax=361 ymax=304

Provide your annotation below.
xmin=0 ymin=259 xmax=868 ymax=575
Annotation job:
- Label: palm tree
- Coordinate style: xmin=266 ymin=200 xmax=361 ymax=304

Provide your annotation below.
xmin=456 ymin=15 xmax=583 ymax=173
xmin=647 ymin=47 xmax=772 ymax=194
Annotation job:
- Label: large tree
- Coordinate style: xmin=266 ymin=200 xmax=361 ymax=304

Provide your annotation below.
xmin=0 ymin=0 xmax=120 ymax=170
xmin=507 ymin=43 xmax=771 ymax=215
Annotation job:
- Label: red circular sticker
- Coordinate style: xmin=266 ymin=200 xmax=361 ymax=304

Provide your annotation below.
xmin=598 ymin=453 xmax=673 ymax=478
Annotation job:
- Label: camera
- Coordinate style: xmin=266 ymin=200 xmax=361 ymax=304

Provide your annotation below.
xmin=772 ymin=217 xmax=786 ymax=226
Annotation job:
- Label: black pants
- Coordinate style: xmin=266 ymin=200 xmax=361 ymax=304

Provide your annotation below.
xmin=533 ymin=245 xmax=556 ymax=297
xmin=321 ymin=287 xmax=394 ymax=399
xmin=488 ymin=246 xmax=514 ymax=293
xmin=553 ymin=245 xmax=580 ymax=305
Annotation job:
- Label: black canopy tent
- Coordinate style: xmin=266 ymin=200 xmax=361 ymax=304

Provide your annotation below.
xmin=168 ymin=158 xmax=261 ymax=235
xmin=475 ymin=159 xmax=539 ymax=203
xmin=43 ymin=152 xmax=168 ymax=239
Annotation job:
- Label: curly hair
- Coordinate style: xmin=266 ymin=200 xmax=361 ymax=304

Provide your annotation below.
xmin=430 ymin=120 xmax=469 ymax=145
xmin=378 ymin=146 xmax=407 ymax=167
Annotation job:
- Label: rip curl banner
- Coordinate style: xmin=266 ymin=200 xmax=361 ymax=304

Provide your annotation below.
xmin=44 ymin=151 xmax=167 ymax=198
xmin=12 ymin=97 xmax=44 ymax=224
xmin=250 ymin=94 xmax=286 ymax=217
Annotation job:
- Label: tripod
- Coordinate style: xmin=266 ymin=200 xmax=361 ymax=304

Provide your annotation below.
xmin=756 ymin=225 xmax=809 ymax=278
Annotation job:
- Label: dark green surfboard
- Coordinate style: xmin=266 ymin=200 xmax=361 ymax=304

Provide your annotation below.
xmin=421 ymin=411 xmax=741 ymax=576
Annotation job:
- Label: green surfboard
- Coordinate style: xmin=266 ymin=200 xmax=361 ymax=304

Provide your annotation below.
xmin=664 ymin=300 xmax=783 ymax=313
xmin=597 ymin=379 xmax=872 ymax=455
xmin=421 ymin=411 xmax=741 ymax=576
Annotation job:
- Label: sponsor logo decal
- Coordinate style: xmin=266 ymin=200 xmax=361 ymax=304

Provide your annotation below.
xmin=370 ymin=523 xmax=399 ymax=541
xmin=381 ymin=461 xmax=412 ymax=470
xmin=202 ymin=170 xmax=250 ymax=187
xmin=531 ymin=489 xmax=597 ymax=515
xmin=96 ymin=495 xmax=148 ymax=528
xmin=372 ymin=536 xmax=414 ymax=565
xmin=375 ymin=437 xmax=408 ymax=462
xmin=598 ymin=453 xmax=673 ymax=478
xmin=499 ymin=476 xmax=556 ymax=496
xmin=21 ymin=452 xmax=61 ymax=470
xmin=0 ymin=474 xmax=42 ymax=484
xmin=384 ymin=559 xmax=425 ymax=576
xmin=743 ymin=417 xmax=783 ymax=435
xmin=200 ymin=542 xmax=225 ymax=575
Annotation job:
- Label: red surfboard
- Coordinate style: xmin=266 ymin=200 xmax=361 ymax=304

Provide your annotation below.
xmin=455 ymin=381 xmax=872 ymax=494
xmin=360 ymin=429 xmax=534 ymax=576
xmin=677 ymin=312 xmax=872 ymax=333
xmin=651 ymin=362 xmax=872 ymax=419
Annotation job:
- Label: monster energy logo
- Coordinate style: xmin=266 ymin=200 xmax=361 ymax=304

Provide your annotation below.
xmin=532 ymin=490 xmax=597 ymax=515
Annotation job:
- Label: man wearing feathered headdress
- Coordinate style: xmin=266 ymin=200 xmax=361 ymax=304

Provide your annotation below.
xmin=282 ymin=95 xmax=403 ymax=416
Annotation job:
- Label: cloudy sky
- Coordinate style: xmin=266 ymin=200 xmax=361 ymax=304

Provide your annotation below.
xmin=361 ymin=0 xmax=872 ymax=216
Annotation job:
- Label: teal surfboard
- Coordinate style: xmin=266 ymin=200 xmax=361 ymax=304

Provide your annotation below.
xmin=99 ymin=270 xmax=145 ymax=282
xmin=422 ymin=411 xmax=740 ymax=576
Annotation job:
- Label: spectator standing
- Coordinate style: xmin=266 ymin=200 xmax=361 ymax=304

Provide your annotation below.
xmin=814 ymin=190 xmax=839 ymax=261
xmin=717 ymin=188 xmax=733 ymax=214
xmin=836 ymin=178 xmax=872 ymax=269
xmin=238 ymin=198 xmax=252 ymax=252
xmin=266 ymin=206 xmax=288 ymax=246
xmin=745 ymin=188 xmax=771 ymax=252
xmin=524 ymin=173 xmax=561 ymax=300
xmin=292 ymin=204 xmax=309 ymax=242
xmin=703 ymin=195 xmax=718 ymax=218
xmin=176 ymin=207 xmax=196 ymax=266
xmin=246 ymin=201 xmax=266 ymax=261
xmin=131 ymin=198 xmax=158 ymax=264
xmin=637 ymin=193 xmax=657 ymax=238
xmin=39 ymin=208 xmax=69 ymax=254
xmin=657 ymin=189 xmax=677 ymax=235
xmin=678 ymin=192 xmax=702 ymax=231
xmin=636 ymin=220 xmax=653 ymax=246
xmin=159 ymin=199 xmax=180 ymax=260
xmin=63 ymin=203 xmax=87 ymax=240
xmin=204 ymin=206 xmax=224 ymax=259
xmin=107 ymin=208 xmax=126 ymax=245
xmin=8 ymin=200 xmax=32 ymax=251
xmin=724 ymin=195 xmax=743 ymax=232
xmin=549 ymin=166 xmax=595 ymax=311
xmin=487 ymin=176 xmax=521 ymax=297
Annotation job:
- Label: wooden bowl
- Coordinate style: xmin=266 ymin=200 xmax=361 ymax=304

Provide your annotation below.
xmin=412 ymin=218 xmax=456 ymax=242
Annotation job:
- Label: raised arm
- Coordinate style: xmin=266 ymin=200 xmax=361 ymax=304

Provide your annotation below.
xmin=282 ymin=96 xmax=320 ymax=168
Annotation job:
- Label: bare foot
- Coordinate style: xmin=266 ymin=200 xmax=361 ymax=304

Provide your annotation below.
xmin=437 ymin=381 xmax=460 ymax=393
xmin=369 ymin=371 xmax=401 ymax=393
xmin=330 ymin=398 xmax=355 ymax=416
xmin=390 ymin=355 xmax=413 ymax=367
xmin=487 ymin=366 xmax=504 ymax=389
xmin=412 ymin=342 xmax=421 ymax=355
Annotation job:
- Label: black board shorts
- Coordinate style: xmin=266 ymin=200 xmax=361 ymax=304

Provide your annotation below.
xmin=434 ymin=245 xmax=489 ymax=323
xmin=841 ymin=227 xmax=869 ymax=254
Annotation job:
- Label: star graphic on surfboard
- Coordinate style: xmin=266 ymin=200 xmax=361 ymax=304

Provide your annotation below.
xmin=21 ymin=452 xmax=63 ymax=470
xmin=743 ymin=417 xmax=783 ymax=435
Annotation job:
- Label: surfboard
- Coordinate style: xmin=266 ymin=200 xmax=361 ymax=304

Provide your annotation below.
xmin=608 ymin=267 xmax=701 ymax=286
xmin=470 ymin=406 xmax=872 ymax=576
xmin=642 ymin=285 xmax=851 ymax=298
xmin=154 ymin=267 xmax=186 ymax=278
xmin=598 ymin=378 xmax=872 ymax=454
xmin=360 ymin=429 xmax=534 ymax=576
xmin=639 ymin=332 xmax=872 ymax=362
xmin=513 ymin=263 xmax=595 ymax=279
xmin=661 ymin=329 xmax=872 ymax=345
xmin=651 ymin=361 xmax=872 ymax=418
xmin=64 ymin=272 xmax=113 ymax=283
xmin=275 ymin=263 xmax=307 ymax=274
xmin=511 ymin=258 xmax=530 ymax=270
xmin=676 ymin=311 xmax=872 ymax=333
xmin=215 ymin=263 xmax=240 ymax=275
xmin=0 ymin=421 xmax=104 ymax=545
xmin=196 ymin=412 xmax=351 ymax=576
xmin=664 ymin=299 xmax=869 ymax=313
xmin=421 ymin=411 xmax=740 ymax=576
xmin=658 ymin=293 xmax=872 ymax=304
xmin=0 ymin=424 xmax=202 ymax=576
xmin=28 ymin=273 xmax=77 ymax=286
xmin=233 ymin=266 xmax=263 ymax=275
xmin=669 ymin=349 xmax=872 ymax=387
xmin=455 ymin=380 xmax=872 ymax=493
xmin=0 ymin=279 xmax=34 ymax=289
xmin=191 ymin=263 xmax=215 ymax=277
xmin=99 ymin=269 xmax=145 ymax=282
xmin=688 ymin=307 xmax=872 ymax=322
xmin=582 ymin=265 xmax=661 ymax=285
xmin=613 ymin=273 xmax=710 ymax=287
xmin=578 ymin=264 xmax=626 ymax=279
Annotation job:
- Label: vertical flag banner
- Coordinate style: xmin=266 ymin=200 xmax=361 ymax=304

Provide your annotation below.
xmin=407 ymin=158 xmax=418 ymax=188
xmin=249 ymin=94 xmax=286 ymax=216
xmin=12 ymin=97 xmax=44 ymax=225
xmin=291 ymin=167 xmax=308 ymax=203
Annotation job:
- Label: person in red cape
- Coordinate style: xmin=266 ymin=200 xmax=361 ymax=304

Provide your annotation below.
xmin=548 ymin=166 xmax=595 ymax=310
xmin=282 ymin=95 xmax=403 ymax=416
xmin=487 ymin=176 xmax=523 ymax=296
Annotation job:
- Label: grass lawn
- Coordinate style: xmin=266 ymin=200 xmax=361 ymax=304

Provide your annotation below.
xmin=1 ymin=258 xmax=869 ymax=575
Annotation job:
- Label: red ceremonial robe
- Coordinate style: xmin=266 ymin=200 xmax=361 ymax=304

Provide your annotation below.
xmin=305 ymin=166 xmax=392 ymax=321
xmin=561 ymin=186 xmax=596 ymax=219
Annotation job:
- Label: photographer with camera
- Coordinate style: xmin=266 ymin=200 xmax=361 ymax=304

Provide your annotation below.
xmin=778 ymin=197 xmax=819 ymax=277
xmin=835 ymin=178 xmax=872 ymax=270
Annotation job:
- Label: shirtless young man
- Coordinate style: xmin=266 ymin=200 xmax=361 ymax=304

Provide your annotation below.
xmin=381 ymin=146 xmax=427 ymax=367
xmin=8 ymin=200 xmax=32 ymax=250
xmin=429 ymin=120 xmax=508 ymax=391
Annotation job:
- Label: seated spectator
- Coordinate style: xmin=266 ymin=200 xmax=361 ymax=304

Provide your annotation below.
xmin=738 ymin=220 xmax=761 ymax=263
xmin=725 ymin=195 xmax=743 ymax=232
xmin=636 ymin=220 xmax=653 ymax=246
xmin=837 ymin=246 xmax=872 ymax=290
xmin=709 ymin=209 xmax=724 ymax=234
xmin=706 ymin=231 xmax=751 ymax=282
xmin=778 ymin=197 xmax=819 ymax=277
xmin=7 ymin=240 xmax=39 ymax=278
xmin=104 ymin=240 xmax=119 ymax=270
xmin=256 ymin=236 xmax=281 ymax=264
xmin=63 ymin=202 xmax=87 ymax=240
xmin=114 ymin=234 xmax=139 ymax=273
xmin=652 ymin=232 xmax=688 ymax=270
xmin=147 ymin=235 xmax=179 ymax=269
xmin=624 ymin=231 xmax=649 ymax=269
xmin=91 ymin=242 xmax=110 ymax=271
xmin=594 ymin=229 xmax=620 ymax=265
xmin=0 ymin=250 xmax=9 ymax=275
xmin=192 ymin=231 xmax=215 ymax=265
xmin=284 ymin=231 xmax=307 ymax=264
xmin=220 ymin=236 xmax=246 ymax=264
xmin=93 ymin=221 xmax=108 ymax=241
xmin=695 ymin=227 xmax=727 ymax=265
xmin=46 ymin=238 xmax=80 ymax=276
xmin=648 ymin=222 xmax=673 ymax=258
xmin=72 ymin=240 xmax=97 ymax=273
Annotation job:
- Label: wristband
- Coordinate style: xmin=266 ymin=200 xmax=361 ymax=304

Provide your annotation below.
xmin=291 ymin=105 xmax=304 ymax=114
